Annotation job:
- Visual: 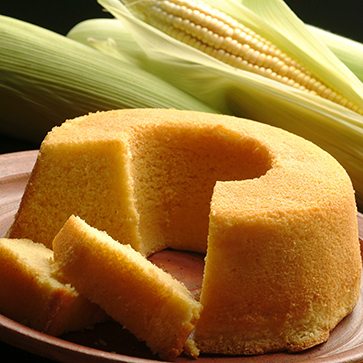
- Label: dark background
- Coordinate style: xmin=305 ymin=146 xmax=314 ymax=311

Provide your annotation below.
xmin=1 ymin=0 xmax=362 ymax=42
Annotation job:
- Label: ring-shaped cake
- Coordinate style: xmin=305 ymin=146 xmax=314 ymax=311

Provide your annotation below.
xmin=7 ymin=108 xmax=362 ymax=356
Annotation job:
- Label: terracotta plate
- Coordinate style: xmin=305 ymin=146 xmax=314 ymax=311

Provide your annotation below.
xmin=1 ymin=150 xmax=363 ymax=363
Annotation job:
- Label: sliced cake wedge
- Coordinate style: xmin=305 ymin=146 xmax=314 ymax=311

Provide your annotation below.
xmin=51 ymin=215 xmax=203 ymax=361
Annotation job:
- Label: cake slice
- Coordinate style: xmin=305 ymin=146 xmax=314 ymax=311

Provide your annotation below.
xmin=51 ymin=215 xmax=203 ymax=361
xmin=0 ymin=238 xmax=107 ymax=336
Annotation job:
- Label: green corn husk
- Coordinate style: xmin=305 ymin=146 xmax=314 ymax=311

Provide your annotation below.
xmin=307 ymin=25 xmax=363 ymax=83
xmin=0 ymin=15 xmax=216 ymax=144
xmin=68 ymin=0 xmax=363 ymax=208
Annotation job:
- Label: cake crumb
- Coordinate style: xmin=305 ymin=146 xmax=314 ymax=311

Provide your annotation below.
xmin=184 ymin=338 xmax=200 ymax=359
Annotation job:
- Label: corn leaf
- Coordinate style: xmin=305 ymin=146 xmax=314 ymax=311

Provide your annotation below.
xmin=0 ymin=15 xmax=216 ymax=144
xmin=68 ymin=18 xmax=143 ymax=64
xmin=307 ymin=25 xmax=363 ymax=83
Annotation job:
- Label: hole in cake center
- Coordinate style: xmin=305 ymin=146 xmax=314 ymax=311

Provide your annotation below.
xmin=130 ymin=124 xmax=273 ymax=255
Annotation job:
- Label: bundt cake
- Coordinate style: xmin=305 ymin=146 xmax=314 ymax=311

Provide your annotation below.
xmin=7 ymin=108 xmax=362 ymax=355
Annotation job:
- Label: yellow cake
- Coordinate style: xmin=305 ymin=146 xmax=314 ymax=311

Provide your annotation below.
xmin=51 ymin=214 xmax=203 ymax=361
xmin=7 ymin=108 xmax=362 ymax=355
xmin=0 ymin=238 xmax=107 ymax=336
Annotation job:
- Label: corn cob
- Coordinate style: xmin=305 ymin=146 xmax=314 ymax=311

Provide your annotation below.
xmin=121 ymin=0 xmax=363 ymax=115
xmin=68 ymin=18 xmax=363 ymax=86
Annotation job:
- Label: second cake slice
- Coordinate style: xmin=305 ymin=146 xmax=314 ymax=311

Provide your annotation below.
xmin=51 ymin=215 xmax=202 ymax=361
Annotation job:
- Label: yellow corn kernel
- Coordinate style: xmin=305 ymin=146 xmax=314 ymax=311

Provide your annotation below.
xmin=123 ymin=0 xmax=363 ymax=115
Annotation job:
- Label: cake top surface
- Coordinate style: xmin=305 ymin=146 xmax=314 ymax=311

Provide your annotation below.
xmin=43 ymin=108 xmax=354 ymax=217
